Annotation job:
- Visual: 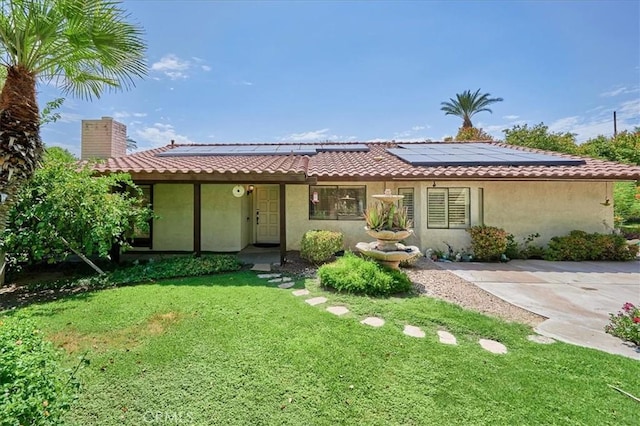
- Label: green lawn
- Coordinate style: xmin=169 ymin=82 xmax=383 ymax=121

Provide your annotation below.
xmin=7 ymin=271 xmax=640 ymax=425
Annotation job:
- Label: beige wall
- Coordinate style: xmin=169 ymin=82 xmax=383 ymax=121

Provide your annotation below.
xmin=285 ymin=180 xmax=614 ymax=254
xmin=201 ymin=184 xmax=248 ymax=251
xmin=153 ymin=184 xmax=194 ymax=251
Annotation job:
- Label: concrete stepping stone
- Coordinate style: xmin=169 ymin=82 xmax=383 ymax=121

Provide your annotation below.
xmin=479 ymin=339 xmax=508 ymax=354
xmin=292 ymin=289 xmax=310 ymax=297
xmin=257 ymin=273 xmax=281 ymax=279
xmin=527 ymin=335 xmax=556 ymax=344
xmin=326 ymin=306 xmax=349 ymax=316
xmin=252 ymin=264 xmax=271 ymax=272
xmin=437 ymin=330 xmax=458 ymax=345
xmin=305 ymin=297 xmax=328 ymax=306
xmin=360 ymin=317 xmax=385 ymax=327
xmin=278 ymin=282 xmax=295 ymax=289
xmin=403 ymin=325 xmax=426 ymax=338
xmin=268 ymin=277 xmax=292 ymax=283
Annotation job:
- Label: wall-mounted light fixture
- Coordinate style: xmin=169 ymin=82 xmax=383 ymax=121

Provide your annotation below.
xmin=247 ymin=185 xmax=254 ymax=195
xmin=432 ymin=181 xmax=436 ymax=188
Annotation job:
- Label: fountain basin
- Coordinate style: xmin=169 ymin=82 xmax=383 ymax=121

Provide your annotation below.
xmin=356 ymin=241 xmax=422 ymax=269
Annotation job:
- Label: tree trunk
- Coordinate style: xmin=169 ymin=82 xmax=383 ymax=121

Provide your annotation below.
xmin=0 ymin=66 xmax=43 ymax=284
xmin=462 ymin=117 xmax=473 ymax=129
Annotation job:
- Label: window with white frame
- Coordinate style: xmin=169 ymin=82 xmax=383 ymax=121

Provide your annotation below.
xmin=309 ymin=185 xmax=366 ymax=220
xmin=398 ymin=188 xmax=414 ymax=222
xmin=427 ymin=187 xmax=470 ymax=228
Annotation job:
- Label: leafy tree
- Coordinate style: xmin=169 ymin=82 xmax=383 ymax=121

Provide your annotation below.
xmin=578 ymin=129 xmax=640 ymax=165
xmin=454 ymin=126 xmax=494 ymax=141
xmin=1 ymin=147 xmax=153 ymax=270
xmin=0 ymin=0 xmax=147 ymax=223
xmin=503 ymin=123 xmax=579 ymax=154
xmin=441 ymin=89 xmax=503 ymax=129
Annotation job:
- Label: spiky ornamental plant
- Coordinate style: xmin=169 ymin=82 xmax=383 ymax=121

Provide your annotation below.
xmin=0 ymin=0 xmax=147 ymax=222
xmin=440 ymin=89 xmax=503 ymax=129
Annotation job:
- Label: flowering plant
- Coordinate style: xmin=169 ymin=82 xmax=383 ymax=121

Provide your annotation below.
xmin=605 ymin=302 xmax=640 ymax=346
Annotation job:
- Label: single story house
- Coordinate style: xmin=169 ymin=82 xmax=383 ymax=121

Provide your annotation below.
xmin=84 ymin=117 xmax=640 ymax=263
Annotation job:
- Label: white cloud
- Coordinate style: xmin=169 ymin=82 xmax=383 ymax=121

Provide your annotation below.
xmin=233 ymin=80 xmax=254 ymax=86
xmin=201 ymin=65 xmax=212 ymax=72
xmin=135 ymin=123 xmax=194 ymax=148
xmin=394 ymin=124 xmax=431 ymax=138
xmin=503 ymin=115 xmax=520 ymax=120
xmin=57 ymin=112 xmax=84 ymax=123
xmin=600 ymin=86 xmax=640 ymax=97
xmin=284 ymin=128 xmax=332 ymax=141
xmin=151 ymin=54 xmax=191 ymax=80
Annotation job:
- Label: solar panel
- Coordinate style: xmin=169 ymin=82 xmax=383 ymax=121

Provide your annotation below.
xmin=388 ymin=143 xmax=585 ymax=167
xmin=157 ymin=144 xmax=369 ymax=157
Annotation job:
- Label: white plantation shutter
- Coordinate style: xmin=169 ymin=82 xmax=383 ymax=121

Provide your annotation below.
xmin=427 ymin=188 xmax=447 ymax=228
xmin=427 ymin=187 xmax=470 ymax=228
xmin=448 ymin=188 xmax=470 ymax=228
xmin=398 ymin=188 xmax=414 ymax=221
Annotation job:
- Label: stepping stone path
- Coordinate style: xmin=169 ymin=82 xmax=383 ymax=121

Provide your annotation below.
xmin=305 ymin=297 xmax=328 ymax=306
xmin=360 ymin=317 xmax=385 ymax=327
xmin=268 ymin=274 xmax=514 ymax=354
xmin=403 ymin=325 xmax=426 ymax=338
xmin=527 ymin=335 xmax=556 ymax=344
xmin=326 ymin=306 xmax=349 ymax=316
xmin=252 ymin=264 xmax=271 ymax=272
xmin=257 ymin=273 xmax=281 ymax=279
xmin=479 ymin=339 xmax=508 ymax=354
xmin=278 ymin=282 xmax=295 ymax=289
xmin=437 ymin=330 xmax=458 ymax=345
xmin=268 ymin=277 xmax=292 ymax=283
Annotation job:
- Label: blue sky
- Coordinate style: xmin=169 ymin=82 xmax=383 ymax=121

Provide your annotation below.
xmin=39 ymin=0 xmax=640 ymax=156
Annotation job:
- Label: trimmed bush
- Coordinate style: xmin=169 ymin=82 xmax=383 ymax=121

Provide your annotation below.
xmin=1 ymin=315 xmax=76 ymax=425
xmin=467 ymin=226 xmax=508 ymax=262
xmin=318 ymin=252 xmax=413 ymax=296
xmin=300 ymin=230 xmax=344 ymax=265
xmin=545 ymin=230 xmax=638 ymax=261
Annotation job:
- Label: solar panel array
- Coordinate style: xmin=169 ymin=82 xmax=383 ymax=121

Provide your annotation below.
xmin=387 ymin=143 xmax=586 ymax=167
xmin=157 ymin=144 xmax=370 ymax=157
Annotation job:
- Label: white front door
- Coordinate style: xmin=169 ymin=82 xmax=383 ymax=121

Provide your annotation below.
xmin=255 ymin=185 xmax=280 ymax=244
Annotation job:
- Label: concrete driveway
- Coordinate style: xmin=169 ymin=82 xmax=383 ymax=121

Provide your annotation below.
xmin=437 ymin=259 xmax=640 ymax=359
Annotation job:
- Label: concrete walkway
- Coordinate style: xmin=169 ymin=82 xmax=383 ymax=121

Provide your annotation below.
xmin=437 ymin=259 xmax=640 ymax=359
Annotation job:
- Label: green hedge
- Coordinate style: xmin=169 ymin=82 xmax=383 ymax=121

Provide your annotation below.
xmin=545 ymin=231 xmax=638 ymax=261
xmin=300 ymin=230 xmax=344 ymax=265
xmin=1 ymin=315 xmax=76 ymax=425
xmin=318 ymin=252 xmax=413 ymax=296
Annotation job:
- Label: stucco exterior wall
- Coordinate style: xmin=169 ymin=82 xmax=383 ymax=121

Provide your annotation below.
xmin=285 ymin=180 xmax=613 ymax=254
xmin=153 ymin=184 xmax=194 ymax=251
xmin=201 ymin=184 xmax=247 ymax=252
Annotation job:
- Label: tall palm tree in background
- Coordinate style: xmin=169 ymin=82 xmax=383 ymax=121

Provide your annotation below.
xmin=440 ymin=89 xmax=503 ymax=129
xmin=0 ymin=0 xmax=147 ymax=213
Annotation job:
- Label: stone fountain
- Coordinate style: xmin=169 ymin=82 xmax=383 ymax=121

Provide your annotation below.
xmin=356 ymin=189 xmax=422 ymax=269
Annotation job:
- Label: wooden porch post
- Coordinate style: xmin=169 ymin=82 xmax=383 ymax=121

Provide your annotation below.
xmin=279 ymin=183 xmax=286 ymax=265
xmin=194 ymin=183 xmax=201 ymax=256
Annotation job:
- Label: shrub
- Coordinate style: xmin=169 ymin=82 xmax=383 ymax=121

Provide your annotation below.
xmin=545 ymin=231 xmax=638 ymax=261
xmin=318 ymin=252 xmax=413 ymax=296
xmin=467 ymin=226 xmax=508 ymax=262
xmin=300 ymin=230 xmax=344 ymax=265
xmin=505 ymin=233 xmax=544 ymax=260
xmin=108 ymin=254 xmax=242 ymax=285
xmin=0 ymin=315 xmax=76 ymax=425
xmin=605 ymin=302 xmax=640 ymax=346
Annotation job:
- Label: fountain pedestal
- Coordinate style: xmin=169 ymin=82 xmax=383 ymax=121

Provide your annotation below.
xmin=356 ymin=190 xmax=422 ymax=269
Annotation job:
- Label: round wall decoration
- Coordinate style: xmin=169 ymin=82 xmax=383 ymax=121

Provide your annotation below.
xmin=232 ymin=185 xmax=245 ymax=197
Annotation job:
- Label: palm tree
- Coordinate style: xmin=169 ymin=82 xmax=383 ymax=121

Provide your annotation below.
xmin=440 ymin=89 xmax=503 ymax=129
xmin=0 ymin=0 xmax=147 ymax=209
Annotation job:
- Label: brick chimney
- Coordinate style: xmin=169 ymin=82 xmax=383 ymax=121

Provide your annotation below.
xmin=81 ymin=116 xmax=127 ymax=160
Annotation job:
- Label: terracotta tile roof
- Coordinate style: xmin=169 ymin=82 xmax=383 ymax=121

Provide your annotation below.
xmin=93 ymin=145 xmax=310 ymax=177
xmin=94 ymin=142 xmax=640 ymax=181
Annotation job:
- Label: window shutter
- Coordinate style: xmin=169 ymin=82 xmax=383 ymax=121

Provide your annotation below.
xmin=427 ymin=188 xmax=447 ymax=228
xmin=398 ymin=188 xmax=414 ymax=221
xmin=448 ymin=188 xmax=469 ymax=227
